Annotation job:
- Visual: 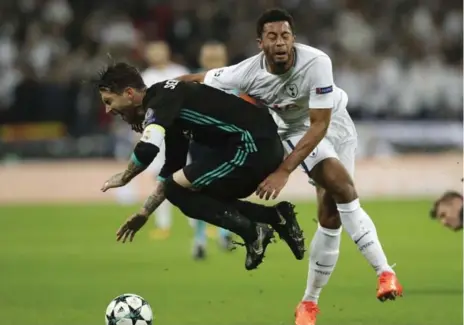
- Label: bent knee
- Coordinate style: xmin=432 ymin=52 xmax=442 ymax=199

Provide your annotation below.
xmin=317 ymin=188 xmax=341 ymax=229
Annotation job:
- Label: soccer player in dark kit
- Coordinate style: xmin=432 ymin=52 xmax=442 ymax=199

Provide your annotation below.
xmin=95 ymin=62 xmax=305 ymax=270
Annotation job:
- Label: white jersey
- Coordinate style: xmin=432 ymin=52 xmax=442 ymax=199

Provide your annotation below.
xmin=203 ymin=43 xmax=356 ymax=143
xmin=142 ymin=63 xmax=190 ymax=87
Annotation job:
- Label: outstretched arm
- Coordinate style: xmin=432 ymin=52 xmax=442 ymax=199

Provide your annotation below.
xmin=139 ymin=180 xmax=166 ymax=216
xmin=176 ymin=72 xmax=206 ymax=83
xmin=100 ymin=155 xmax=148 ymax=192
xmin=115 ymin=180 xmax=166 ymax=243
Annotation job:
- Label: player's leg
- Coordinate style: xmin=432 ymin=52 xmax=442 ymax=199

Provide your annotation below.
xmin=164 ymin=148 xmax=304 ymax=269
xmin=192 ymin=219 xmax=207 ymax=260
xmin=148 ymin=141 xmax=172 ymax=240
xmin=189 ymin=141 xmax=236 ymax=253
xmin=196 ymin=143 xmax=305 ymax=261
xmin=297 ymin=186 xmax=341 ymax=311
xmin=218 ymin=227 xmax=233 ymax=251
xmin=188 ymin=142 xmax=211 ymax=259
xmin=308 ymin=139 xmax=402 ymax=300
xmin=291 ymin=137 xmax=401 ymax=325
xmin=163 ymin=168 xmax=274 ymax=270
xmin=283 ymin=137 xmax=341 ymax=325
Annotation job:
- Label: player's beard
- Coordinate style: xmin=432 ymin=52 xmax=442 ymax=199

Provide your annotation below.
xmin=265 ymin=49 xmax=291 ymax=74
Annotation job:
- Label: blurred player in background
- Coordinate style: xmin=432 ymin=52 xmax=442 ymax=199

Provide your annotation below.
xmin=141 ymin=41 xmax=189 ymax=240
xmin=430 ymin=191 xmax=463 ymax=231
xmin=178 ymin=8 xmax=402 ymax=325
xmin=189 ymin=41 xmax=233 ymax=260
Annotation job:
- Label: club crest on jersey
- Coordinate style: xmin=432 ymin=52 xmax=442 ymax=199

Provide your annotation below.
xmin=309 ymin=147 xmax=318 ymax=158
xmin=285 ymin=83 xmax=299 ymax=98
xmin=316 ymin=86 xmax=333 ymax=94
xmin=144 ymin=109 xmax=156 ymax=125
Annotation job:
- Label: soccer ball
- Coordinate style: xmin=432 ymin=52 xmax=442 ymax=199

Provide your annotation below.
xmin=105 ymin=293 xmax=153 ymax=325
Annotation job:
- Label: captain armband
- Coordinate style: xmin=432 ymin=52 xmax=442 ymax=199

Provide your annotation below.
xmin=131 ymin=124 xmax=165 ymax=166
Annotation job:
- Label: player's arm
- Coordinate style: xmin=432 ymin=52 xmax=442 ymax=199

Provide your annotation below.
xmin=138 ymin=126 xmax=189 ymax=216
xmin=176 ymin=72 xmax=206 ymax=83
xmin=100 ymin=124 xmax=166 ymax=192
xmin=144 ymin=126 xmax=190 ymax=217
xmin=278 ymin=56 xmax=334 ymax=174
xmin=178 ymin=62 xmax=247 ymax=93
xmin=114 ymin=129 xmax=189 ymax=243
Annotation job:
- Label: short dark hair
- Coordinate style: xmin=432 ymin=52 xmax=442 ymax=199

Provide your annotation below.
xmin=430 ymin=190 xmax=463 ymax=219
xmin=256 ymin=8 xmax=295 ymax=38
xmin=96 ymin=62 xmax=145 ymax=94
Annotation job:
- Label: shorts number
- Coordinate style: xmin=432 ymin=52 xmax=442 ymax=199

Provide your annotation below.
xmin=164 ymin=79 xmax=179 ymax=90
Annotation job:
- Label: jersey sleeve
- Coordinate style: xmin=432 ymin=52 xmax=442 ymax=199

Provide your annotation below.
xmin=308 ymin=56 xmax=335 ymax=109
xmin=143 ymin=80 xmax=186 ymax=129
xmin=158 ymin=125 xmax=189 ymax=180
xmin=203 ymin=63 xmax=246 ymax=92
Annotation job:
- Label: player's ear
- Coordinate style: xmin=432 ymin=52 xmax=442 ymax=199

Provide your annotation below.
xmin=124 ymin=87 xmax=134 ymax=99
xmin=256 ymin=38 xmax=263 ymax=50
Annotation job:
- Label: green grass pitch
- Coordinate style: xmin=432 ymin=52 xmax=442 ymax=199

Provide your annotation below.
xmin=0 ymin=199 xmax=462 ymax=325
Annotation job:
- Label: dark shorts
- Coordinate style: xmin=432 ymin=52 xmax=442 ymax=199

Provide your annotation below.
xmin=183 ymin=137 xmax=284 ymax=200
xmin=189 ymin=141 xmax=215 ymax=162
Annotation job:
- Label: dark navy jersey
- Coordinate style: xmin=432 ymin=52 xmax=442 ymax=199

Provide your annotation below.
xmin=141 ymin=79 xmax=279 ymax=178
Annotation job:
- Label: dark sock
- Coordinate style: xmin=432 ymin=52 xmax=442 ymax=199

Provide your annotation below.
xmin=233 ymin=200 xmax=281 ymax=225
xmin=164 ymin=179 xmax=256 ymax=242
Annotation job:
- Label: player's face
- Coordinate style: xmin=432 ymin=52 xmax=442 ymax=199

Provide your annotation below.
xmin=100 ymin=88 xmax=143 ymax=125
xmin=258 ymin=21 xmax=295 ymax=68
xmin=199 ymin=45 xmax=228 ymax=70
xmin=145 ymin=42 xmax=170 ymax=66
xmin=436 ymin=198 xmax=463 ymax=231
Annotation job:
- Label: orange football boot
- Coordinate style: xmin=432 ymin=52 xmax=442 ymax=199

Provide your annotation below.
xmin=295 ymin=301 xmax=320 ymax=325
xmin=377 ymin=271 xmax=403 ymax=301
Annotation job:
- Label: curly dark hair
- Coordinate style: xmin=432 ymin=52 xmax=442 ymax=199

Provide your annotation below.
xmin=256 ymin=8 xmax=295 ymax=38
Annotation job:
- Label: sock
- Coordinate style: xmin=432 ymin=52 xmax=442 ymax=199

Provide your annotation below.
xmin=164 ymin=179 xmax=256 ymax=242
xmin=337 ymin=199 xmax=393 ymax=275
xmin=233 ymin=200 xmax=281 ymax=225
xmin=303 ymin=225 xmax=341 ymax=303
xmin=155 ymin=200 xmax=172 ymax=230
xmin=194 ymin=220 xmax=207 ymax=246
xmin=218 ymin=227 xmax=230 ymax=239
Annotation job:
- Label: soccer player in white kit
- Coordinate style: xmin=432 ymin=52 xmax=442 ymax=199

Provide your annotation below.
xmin=178 ymin=8 xmax=403 ymax=325
xmin=141 ymin=41 xmax=190 ymax=240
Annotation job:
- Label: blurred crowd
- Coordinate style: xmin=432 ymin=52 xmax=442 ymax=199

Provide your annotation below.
xmin=0 ymin=0 xmax=462 ymax=134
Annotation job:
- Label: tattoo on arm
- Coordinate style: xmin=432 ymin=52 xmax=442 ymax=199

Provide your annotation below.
xmin=140 ymin=181 xmax=166 ymax=216
xmin=121 ymin=160 xmax=147 ymax=184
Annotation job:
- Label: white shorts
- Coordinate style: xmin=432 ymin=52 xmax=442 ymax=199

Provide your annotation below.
xmin=282 ymin=136 xmax=357 ymax=185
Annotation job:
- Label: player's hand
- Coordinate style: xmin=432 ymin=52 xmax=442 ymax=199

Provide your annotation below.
xmin=116 ymin=213 xmax=149 ymax=243
xmin=256 ymin=169 xmax=290 ymax=200
xmin=101 ymin=173 xmax=127 ymax=192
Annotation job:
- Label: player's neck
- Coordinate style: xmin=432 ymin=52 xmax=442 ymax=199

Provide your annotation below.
xmin=266 ymin=49 xmax=295 ymax=75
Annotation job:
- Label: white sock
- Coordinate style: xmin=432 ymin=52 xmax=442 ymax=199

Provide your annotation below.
xmin=302 ymin=225 xmax=341 ymax=303
xmin=155 ymin=200 xmax=172 ymax=229
xmin=337 ymin=199 xmax=393 ymax=275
